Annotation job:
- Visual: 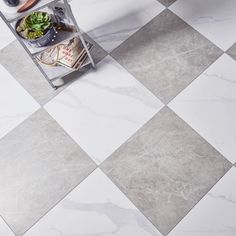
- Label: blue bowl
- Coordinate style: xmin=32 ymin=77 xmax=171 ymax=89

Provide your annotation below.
xmin=16 ymin=15 xmax=57 ymax=48
xmin=26 ymin=27 xmax=57 ymax=47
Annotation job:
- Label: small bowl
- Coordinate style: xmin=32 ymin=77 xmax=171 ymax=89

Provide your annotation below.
xmin=15 ymin=13 xmax=57 ymax=48
xmin=3 ymin=0 xmax=19 ymax=7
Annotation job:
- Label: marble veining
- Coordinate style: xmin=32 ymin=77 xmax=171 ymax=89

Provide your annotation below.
xmin=0 ymin=2 xmax=235 ymax=236
xmin=170 ymin=0 xmax=236 ymax=51
xmin=111 ymin=9 xmax=222 ymax=104
xmin=25 ymin=169 xmax=162 ymax=236
xmin=169 ymin=54 xmax=236 ymax=163
xmin=101 ymin=107 xmax=231 ymax=235
xmin=45 ymin=56 xmax=163 ymax=164
xmin=71 ymin=0 xmax=165 ymax=52
xmin=0 ymin=109 xmax=96 ymax=235
xmin=168 ymin=167 xmax=236 ymax=236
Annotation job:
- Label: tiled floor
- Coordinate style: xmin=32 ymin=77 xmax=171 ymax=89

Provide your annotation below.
xmin=0 ymin=17 xmax=14 ymax=50
xmin=24 ymin=169 xmax=162 ymax=236
xmin=170 ymin=0 xmax=236 ymax=51
xmin=0 ymin=65 xmax=40 ymax=139
xmin=0 ymin=217 xmax=14 ymax=236
xmin=71 ymin=0 xmax=165 ymax=52
xmin=169 ymin=54 xmax=236 ymax=163
xmin=45 ymin=56 xmax=163 ymax=164
xmin=168 ymin=167 xmax=236 ymax=236
xmin=0 ymin=0 xmax=236 ymax=236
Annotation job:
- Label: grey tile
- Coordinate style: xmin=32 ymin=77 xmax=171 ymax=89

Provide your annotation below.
xmin=157 ymin=0 xmax=176 ymax=7
xmin=111 ymin=10 xmax=222 ymax=104
xmin=84 ymin=33 xmax=108 ymax=64
xmin=0 ymin=109 xmax=96 ymax=235
xmin=0 ymin=35 xmax=107 ymax=105
xmin=0 ymin=40 xmax=58 ymax=106
xmin=227 ymin=42 xmax=236 ymax=61
xmin=101 ymin=106 xmax=231 ymax=235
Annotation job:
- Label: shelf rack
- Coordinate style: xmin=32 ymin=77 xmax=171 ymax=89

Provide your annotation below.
xmin=0 ymin=0 xmax=95 ymax=89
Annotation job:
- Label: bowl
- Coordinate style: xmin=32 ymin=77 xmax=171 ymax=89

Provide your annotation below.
xmin=15 ymin=12 xmax=57 ymax=47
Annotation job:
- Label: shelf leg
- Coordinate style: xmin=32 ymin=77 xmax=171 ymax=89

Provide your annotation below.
xmin=63 ymin=0 xmax=96 ymax=69
xmin=0 ymin=12 xmax=58 ymax=90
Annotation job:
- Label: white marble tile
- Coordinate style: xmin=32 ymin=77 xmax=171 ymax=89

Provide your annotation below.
xmin=70 ymin=0 xmax=165 ymax=52
xmin=0 ymin=64 xmax=40 ymax=139
xmin=0 ymin=217 xmax=14 ymax=236
xmin=170 ymin=0 xmax=236 ymax=51
xmin=168 ymin=167 xmax=236 ymax=236
xmin=25 ymin=169 xmax=162 ymax=236
xmin=0 ymin=17 xmax=14 ymax=50
xmin=44 ymin=56 xmax=163 ymax=164
xmin=169 ymin=54 xmax=236 ymax=163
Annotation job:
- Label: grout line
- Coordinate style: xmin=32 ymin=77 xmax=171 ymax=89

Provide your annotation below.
xmin=107 ymin=9 xmax=224 ymax=106
xmin=21 ymin=165 xmax=99 ymax=236
xmin=166 ymin=166 xmax=234 ymax=235
xmin=0 ymin=3 xmax=235 ymax=235
xmin=98 ymin=168 xmax=165 ymax=236
xmin=97 ymin=105 xmax=233 ymax=236
xmin=109 ymin=45 xmax=224 ymax=105
xmin=167 ymin=8 xmax=230 ymax=53
xmin=0 ymin=108 xmax=40 ymax=143
xmin=0 ymin=215 xmax=17 ymax=236
xmin=167 ymin=104 xmax=233 ymax=165
xmin=166 ymin=52 xmax=225 ymax=105
xmin=106 ymin=7 xmax=168 ymax=55
xmin=20 ymin=104 xmax=165 ymax=235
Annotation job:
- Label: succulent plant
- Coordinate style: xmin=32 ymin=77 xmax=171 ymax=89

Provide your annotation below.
xmin=17 ymin=12 xmax=52 ymax=40
xmin=25 ymin=12 xmax=52 ymax=31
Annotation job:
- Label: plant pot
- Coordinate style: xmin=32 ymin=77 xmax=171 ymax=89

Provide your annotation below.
xmin=15 ymin=12 xmax=57 ymax=48
xmin=26 ymin=26 xmax=57 ymax=47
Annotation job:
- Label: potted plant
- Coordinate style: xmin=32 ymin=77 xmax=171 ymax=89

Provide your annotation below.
xmin=16 ymin=11 xmax=57 ymax=47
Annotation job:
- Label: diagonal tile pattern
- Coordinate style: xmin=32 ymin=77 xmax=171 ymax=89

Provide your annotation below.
xmin=0 ymin=109 xmax=96 ymax=235
xmin=0 ymin=0 xmax=236 ymax=235
xmin=25 ymin=169 xmax=162 ymax=236
xmin=101 ymin=107 xmax=231 ymax=235
xmin=111 ymin=9 xmax=222 ymax=104
xmin=0 ymin=64 xmax=40 ymax=140
xmin=157 ymin=0 xmax=176 ymax=7
xmin=0 ymin=34 xmax=107 ymax=106
xmin=169 ymin=54 xmax=236 ymax=163
xmin=170 ymin=0 xmax=236 ymax=51
xmin=227 ymin=42 xmax=236 ymax=61
xmin=45 ymin=56 xmax=163 ymax=164
xmin=168 ymin=167 xmax=236 ymax=236
xmin=0 ymin=217 xmax=14 ymax=236
xmin=71 ymin=0 xmax=165 ymax=52
xmin=0 ymin=40 xmax=65 ymax=106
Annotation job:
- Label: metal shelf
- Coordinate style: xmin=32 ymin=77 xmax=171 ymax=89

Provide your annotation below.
xmin=1 ymin=0 xmax=60 ymax=23
xmin=42 ymin=57 xmax=91 ymax=82
xmin=0 ymin=0 xmax=95 ymax=89
xmin=35 ymin=33 xmax=92 ymax=81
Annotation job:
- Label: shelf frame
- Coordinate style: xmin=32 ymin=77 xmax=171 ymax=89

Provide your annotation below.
xmin=0 ymin=0 xmax=95 ymax=89
xmin=7 ymin=0 xmax=61 ymax=23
